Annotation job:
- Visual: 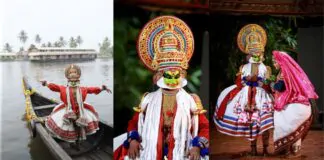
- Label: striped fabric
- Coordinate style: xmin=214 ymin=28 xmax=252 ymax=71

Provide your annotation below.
xmin=214 ymin=112 xmax=274 ymax=141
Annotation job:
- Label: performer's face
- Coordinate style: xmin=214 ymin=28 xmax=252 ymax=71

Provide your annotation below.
xmin=251 ymin=53 xmax=261 ymax=62
xmin=272 ymin=56 xmax=280 ymax=69
xmin=68 ymin=68 xmax=80 ymax=82
xmin=163 ymin=69 xmax=181 ymax=88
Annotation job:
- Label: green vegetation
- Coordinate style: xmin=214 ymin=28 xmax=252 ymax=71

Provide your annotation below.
xmin=4 ymin=30 xmax=109 ymax=52
xmin=98 ymin=37 xmax=113 ymax=58
xmin=3 ymin=43 xmax=13 ymax=52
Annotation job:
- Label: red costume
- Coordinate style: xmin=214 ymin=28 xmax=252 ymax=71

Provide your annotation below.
xmin=46 ymin=83 xmax=101 ymax=115
xmin=45 ymin=82 xmax=102 ymax=142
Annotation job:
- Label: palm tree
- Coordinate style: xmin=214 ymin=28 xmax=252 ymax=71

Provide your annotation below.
xmin=69 ymin=37 xmax=77 ymax=48
xmin=58 ymin=36 xmax=66 ymax=47
xmin=35 ymin=34 xmax=41 ymax=45
xmin=54 ymin=41 xmax=60 ymax=47
xmin=47 ymin=42 xmax=52 ymax=47
xmin=76 ymin=35 xmax=83 ymax=47
xmin=99 ymin=37 xmax=112 ymax=57
xmin=41 ymin=43 xmax=46 ymax=47
xmin=18 ymin=30 xmax=28 ymax=51
xmin=3 ymin=43 xmax=13 ymax=52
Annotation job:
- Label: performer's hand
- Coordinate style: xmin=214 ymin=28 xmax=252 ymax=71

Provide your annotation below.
xmin=188 ymin=146 xmax=200 ymax=160
xmin=102 ymin=85 xmax=112 ymax=93
xmin=40 ymin=80 xmax=47 ymax=86
xmin=128 ymin=140 xmax=141 ymax=159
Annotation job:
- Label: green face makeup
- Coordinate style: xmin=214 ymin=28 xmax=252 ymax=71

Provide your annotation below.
xmin=163 ymin=70 xmax=181 ymax=88
xmin=252 ymin=54 xmax=261 ymax=62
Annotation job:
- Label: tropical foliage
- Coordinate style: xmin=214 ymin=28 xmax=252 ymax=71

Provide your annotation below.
xmin=18 ymin=30 xmax=28 ymax=51
xmin=69 ymin=37 xmax=78 ymax=48
xmin=76 ymin=35 xmax=83 ymax=47
xmin=35 ymin=34 xmax=41 ymax=44
xmin=3 ymin=43 xmax=13 ymax=52
xmin=98 ymin=37 xmax=113 ymax=58
xmin=5 ymin=30 xmax=107 ymax=52
xmin=59 ymin=36 xmax=67 ymax=47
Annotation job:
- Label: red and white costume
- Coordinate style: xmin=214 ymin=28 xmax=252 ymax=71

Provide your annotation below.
xmin=45 ymin=83 xmax=101 ymax=142
xmin=115 ymin=90 xmax=209 ymax=160
xmin=114 ymin=16 xmax=209 ymax=160
xmin=214 ymin=24 xmax=274 ymax=141
xmin=214 ymin=59 xmax=274 ymax=141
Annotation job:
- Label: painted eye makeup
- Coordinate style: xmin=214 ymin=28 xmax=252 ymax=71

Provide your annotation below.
xmin=163 ymin=72 xmax=172 ymax=79
xmin=174 ymin=73 xmax=180 ymax=79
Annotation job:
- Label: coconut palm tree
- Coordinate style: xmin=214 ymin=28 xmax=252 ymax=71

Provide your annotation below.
xmin=18 ymin=30 xmax=28 ymax=51
xmin=99 ymin=37 xmax=112 ymax=57
xmin=35 ymin=34 xmax=41 ymax=45
xmin=69 ymin=37 xmax=77 ymax=48
xmin=3 ymin=43 xmax=13 ymax=52
xmin=54 ymin=41 xmax=60 ymax=47
xmin=58 ymin=36 xmax=66 ymax=47
xmin=47 ymin=42 xmax=52 ymax=47
xmin=76 ymin=35 xmax=83 ymax=47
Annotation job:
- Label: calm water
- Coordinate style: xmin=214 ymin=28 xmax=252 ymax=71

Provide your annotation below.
xmin=0 ymin=59 xmax=113 ymax=160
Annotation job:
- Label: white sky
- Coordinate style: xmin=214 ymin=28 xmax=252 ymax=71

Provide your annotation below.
xmin=0 ymin=0 xmax=113 ymax=52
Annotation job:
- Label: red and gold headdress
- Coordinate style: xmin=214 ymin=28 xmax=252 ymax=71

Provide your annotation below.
xmin=137 ymin=16 xmax=194 ymax=72
xmin=237 ymin=24 xmax=267 ymax=55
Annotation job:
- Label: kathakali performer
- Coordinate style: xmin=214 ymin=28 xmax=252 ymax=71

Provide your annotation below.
xmin=41 ymin=64 xmax=111 ymax=144
xmin=114 ymin=16 xmax=209 ymax=160
xmin=214 ymin=24 xmax=274 ymax=155
xmin=272 ymin=50 xmax=318 ymax=158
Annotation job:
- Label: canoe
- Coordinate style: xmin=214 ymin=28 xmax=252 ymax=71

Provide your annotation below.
xmin=22 ymin=77 xmax=113 ymax=160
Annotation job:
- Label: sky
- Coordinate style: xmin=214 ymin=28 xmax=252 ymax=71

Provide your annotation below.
xmin=0 ymin=0 xmax=113 ymax=52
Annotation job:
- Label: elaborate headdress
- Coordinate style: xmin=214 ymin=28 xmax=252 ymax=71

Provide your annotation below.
xmin=65 ymin=64 xmax=81 ymax=81
xmin=237 ymin=24 xmax=267 ymax=55
xmin=137 ymin=16 xmax=194 ymax=89
xmin=137 ymin=16 xmax=194 ymax=72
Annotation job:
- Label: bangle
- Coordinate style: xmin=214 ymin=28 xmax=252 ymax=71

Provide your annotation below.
xmin=200 ymin=148 xmax=209 ymax=157
xmin=123 ymin=131 xmax=141 ymax=149
xmin=192 ymin=136 xmax=208 ymax=148
xmin=192 ymin=136 xmax=209 ymax=157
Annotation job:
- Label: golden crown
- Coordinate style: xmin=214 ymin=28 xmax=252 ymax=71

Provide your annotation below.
xmin=237 ymin=24 xmax=267 ymax=55
xmin=137 ymin=16 xmax=194 ymax=72
xmin=152 ymin=20 xmax=188 ymax=71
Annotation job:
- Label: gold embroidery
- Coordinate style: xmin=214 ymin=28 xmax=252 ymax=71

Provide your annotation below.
xmin=162 ymin=91 xmax=177 ymax=126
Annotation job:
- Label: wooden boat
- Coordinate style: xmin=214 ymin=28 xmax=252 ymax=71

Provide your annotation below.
xmin=22 ymin=77 xmax=113 ymax=160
